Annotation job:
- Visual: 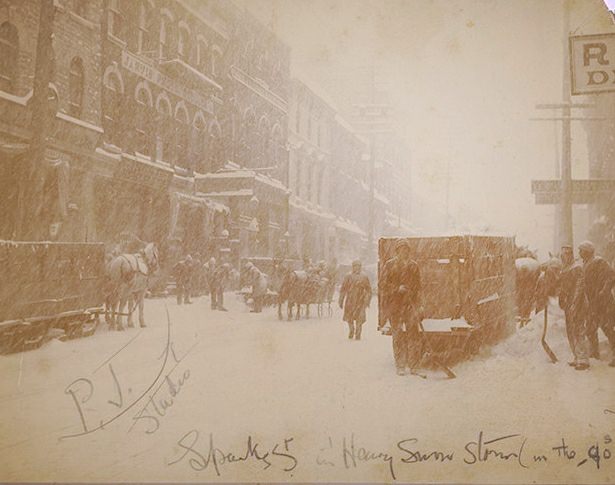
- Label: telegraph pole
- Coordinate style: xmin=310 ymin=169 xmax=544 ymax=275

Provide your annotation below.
xmin=560 ymin=0 xmax=573 ymax=249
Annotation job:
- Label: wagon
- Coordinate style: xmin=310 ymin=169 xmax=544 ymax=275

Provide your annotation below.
xmin=378 ymin=235 xmax=517 ymax=371
xmin=0 ymin=241 xmax=106 ymax=353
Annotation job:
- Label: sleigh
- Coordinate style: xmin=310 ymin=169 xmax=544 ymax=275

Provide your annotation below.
xmin=378 ymin=235 xmax=517 ymax=376
xmin=0 ymin=241 xmax=106 ymax=353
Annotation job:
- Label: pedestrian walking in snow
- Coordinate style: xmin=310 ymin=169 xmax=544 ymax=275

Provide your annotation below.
xmin=173 ymin=254 xmax=194 ymax=305
xmin=380 ymin=239 xmax=424 ymax=376
xmin=210 ymin=263 xmax=230 ymax=311
xmin=559 ymin=245 xmax=590 ymax=370
xmin=338 ymin=260 xmax=372 ymax=340
xmin=204 ymin=257 xmax=217 ymax=305
xmin=245 ymin=262 xmax=268 ymax=313
xmin=578 ymin=240 xmax=615 ymax=366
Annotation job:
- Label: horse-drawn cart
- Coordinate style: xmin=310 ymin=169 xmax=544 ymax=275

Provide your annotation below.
xmin=378 ymin=235 xmax=517 ymax=374
xmin=0 ymin=241 xmax=105 ymax=353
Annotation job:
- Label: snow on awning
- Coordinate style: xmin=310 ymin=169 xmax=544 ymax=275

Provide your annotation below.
xmin=198 ymin=189 xmax=254 ymax=199
xmin=177 ymin=192 xmax=230 ymax=214
xmin=335 ymin=218 xmax=366 ymax=237
xmin=290 ymin=199 xmax=336 ymax=221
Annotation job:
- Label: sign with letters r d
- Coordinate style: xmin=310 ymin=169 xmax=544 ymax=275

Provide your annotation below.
xmin=570 ymin=33 xmax=615 ymax=95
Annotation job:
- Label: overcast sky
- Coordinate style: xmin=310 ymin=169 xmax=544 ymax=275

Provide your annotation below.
xmin=238 ymin=0 xmax=615 ymax=256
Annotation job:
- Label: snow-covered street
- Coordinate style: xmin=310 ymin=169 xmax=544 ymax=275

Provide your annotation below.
xmin=0 ymin=294 xmax=614 ymax=483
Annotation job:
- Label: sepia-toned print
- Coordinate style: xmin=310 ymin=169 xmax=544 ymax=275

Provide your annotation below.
xmin=1 ymin=0 xmax=615 ymax=483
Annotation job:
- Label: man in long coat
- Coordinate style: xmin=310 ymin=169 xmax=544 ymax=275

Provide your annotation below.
xmin=338 ymin=260 xmax=372 ymax=340
xmin=579 ymin=240 xmax=615 ymax=366
xmin=559 ymin=245 xmax=589 ymax=370
xmin=380 ymin=239 xmax=423 ymax=376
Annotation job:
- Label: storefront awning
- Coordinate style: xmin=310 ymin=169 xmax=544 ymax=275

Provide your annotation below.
xmin=176 ymin=191 xmax=230 ymax=214
xmin=335 ymin=217 xmax=366 ymax=237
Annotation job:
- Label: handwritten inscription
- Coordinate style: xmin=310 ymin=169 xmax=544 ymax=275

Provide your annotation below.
xmin=168 ymin=430 xmax=298 ymax=476
xmin=62 ymin=310 xmax=196 ymax=439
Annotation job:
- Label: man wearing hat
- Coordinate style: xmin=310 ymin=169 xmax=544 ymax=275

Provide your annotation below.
xmin=559 ymin=245 xmax=589 ymax=370
xmin=380 ymin=239 xmax=424 ymax=376
xmin=579 ymin=240 xmax=615 ymax=366
xmin=338 ymin=259 xmax=372 ymax=340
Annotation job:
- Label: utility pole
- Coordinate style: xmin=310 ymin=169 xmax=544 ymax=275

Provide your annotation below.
xmin=367 ymin=64 xmax=376 ymax=258
xmin=560 ymin=0 xmax=573 ymax=249
xmin=16 ymin=0 xmax=55 ymax=240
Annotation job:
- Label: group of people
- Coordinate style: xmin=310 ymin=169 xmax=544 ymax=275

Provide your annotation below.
xmin=173 ymin=254 xmax=235 ymax=311
xmin=559 ymin=240 xmax=615 ymax=370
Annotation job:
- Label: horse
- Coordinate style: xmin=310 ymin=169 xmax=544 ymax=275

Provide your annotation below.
xmin=277 ymin=268 xmax=327 ymax=321
xmin=105 ymin=242 xmax=160 ymax=331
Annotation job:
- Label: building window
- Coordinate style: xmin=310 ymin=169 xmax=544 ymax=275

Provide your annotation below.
xmin=196 ymin=36 xmax=208 ymax=72
xmin=192 ymin=114 xmax=207 ymax=173
xmin=211 ymin=46 xmax=221 ymax=78
xmin=208 ymin=122 xmax=222 ymax=172
xmin=156 ymin=95 xmax=173 ymax=163
xmin=138 ymin=1 xmax=154 ymax=55
xmin=295 ymin=103 xmax=300 ymax=134
xmin=135 ymin=85 xmax=152 ymax=156
xmin=159 ymin=12 xmax=174 ymax=60
xmin=175 ymin=105 xmax=190 ymax=169
xmin=178 ymin=23 xmax=191 ymax=63
xmin=68 ymin=57 xmax=84 ymax=118
xmin=73 ymin=0 xmax=87 ymax=19
xmin=306 ymin=162 xmax=312 ymax=202
xmin=108 ymin=0 xmax=125 ymax=41
xmin=295 ymin=158 xmax=302 ymax=197
xmin=103 ymin=72 xmax=123 ymax=147
xmin=0 ymin=22 xmax=18 ymax=94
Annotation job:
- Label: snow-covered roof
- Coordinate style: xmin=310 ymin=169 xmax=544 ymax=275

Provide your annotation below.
xmin=176 ymin=192 xmax=230 ymax=214
xmin=198 ymin=189 xmax=253 ymax=198
xmin=335 ymin=218 xmax=366 ymax=237
xmin=290 ymin=198 xmax=336 ymax=221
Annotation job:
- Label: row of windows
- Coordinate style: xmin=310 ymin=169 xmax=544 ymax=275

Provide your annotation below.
xmin=108 ymin=0 xmax=222 ymax=79
xmin=293 ymin=159 xmax=326 ymax=207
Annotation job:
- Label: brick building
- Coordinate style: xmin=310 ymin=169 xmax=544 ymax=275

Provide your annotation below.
xmin=195 ymin=4 xmax=291 ymax=260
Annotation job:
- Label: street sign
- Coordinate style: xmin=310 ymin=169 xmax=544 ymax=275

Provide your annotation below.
xmin=570 ymin=33 xmax=615 ymax=95
xmin=532 ymin=179 xmax=615 ymax=205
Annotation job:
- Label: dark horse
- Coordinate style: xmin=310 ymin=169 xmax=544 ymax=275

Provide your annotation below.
xmin=277 ymin=268 xmax=327 ymax=320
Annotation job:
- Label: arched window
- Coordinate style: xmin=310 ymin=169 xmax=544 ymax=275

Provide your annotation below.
xmin=196 ymin=35 xmax=208 ymax=72
xmin=135 ymin=82 xmax=153 ymax=156
xmin=178 ymin=22 xmax=191 ymax=63
xmin=103 ymin=69 xmax=123 ymax=147
xmin=68 ymin=57 xmax=84 ymax=118
xmin=208 ymin=121 xmax=222 ymax=173
xmin=192 ymin=113 xmax=207 ymax=173
xmin=211 ymin=45 xmax=222 ymax=78
xmin=294 ymin=155 xmax=302 ymax=198
xmin=258 ymin=116 xmax=270 ymax=165
xmin=159 ymin=11 xmax=174 ymax=60
xmin=175 ymin=102 xmax=190 ymax=170
xmin=155 ymin=93 xmax=173 ymax=163
xmin=0 ymin=22 xmax=19 ymax=94
xmin=241 ymin=108 xmax=256 ymax=167
xmin=73 ymin=0 xmax=88 ymax=19
xmin=138 ymin=1 xmax=154 ymax=54
xmin=108 ymin=0 xmax=125 ymax=41
xmin=271 ymin=124 xmax=283 ymax=169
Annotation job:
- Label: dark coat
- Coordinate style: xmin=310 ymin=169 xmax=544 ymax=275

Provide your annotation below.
xmin=583 ymin=256 xmax=615 ymax=314
xmin=559 ymin=261 xmax=586 ymax=319
xmin=339 ymin=271 xmax=372 ymax=323
xmin=380 ymin=256 xmax=421 ymax=320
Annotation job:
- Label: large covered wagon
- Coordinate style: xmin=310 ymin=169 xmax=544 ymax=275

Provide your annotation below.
xmin=0 ymin=241 xmax=105 ymax=353
xmin=378 ymin=235 xmax=517 ymax=370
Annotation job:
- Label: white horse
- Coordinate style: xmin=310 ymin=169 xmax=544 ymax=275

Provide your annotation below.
xmin=105 ymin=242 xmax=159 ymax=331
